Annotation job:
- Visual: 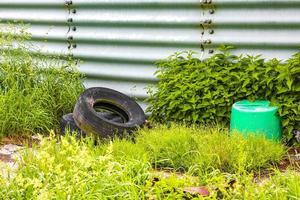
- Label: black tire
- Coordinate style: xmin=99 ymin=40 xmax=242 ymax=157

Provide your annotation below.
xmin=97 ymin=112 xmax=124 ymax=123
xmin=60 ymin=112 xmax=123 ymax=138
xmin=60 ymin=113 xmax=86 ymax=137
xmin=73 ymin=87 xmax=146 ymax=138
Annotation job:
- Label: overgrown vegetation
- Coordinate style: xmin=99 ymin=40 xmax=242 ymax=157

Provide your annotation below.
xmin=0 ymin=22 xmax=298 ymax=199
xmin=0 ymin=24 xmax=84 ymax=137
xmin=199 ymin=169 xmax=300 ymax=199
xmin=112 ymin=124 xmax=285 ymax=175
xmin=0 ymin=126 xmax=295 ymax=199
xmin=147 ymin=46 xmax=300 ymax=141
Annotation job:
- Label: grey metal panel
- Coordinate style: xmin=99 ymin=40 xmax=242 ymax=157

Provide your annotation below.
xmin=0 ymin=9 xmax=67 ymax=24
xmin=0 ymin=0 xmax=63 ymax=5
xmin=72 ymin=0 xmax=201 ymax=6
xmin=84 ymin=78 xmax=149 ymax=99
xmin=26 ymin=25 xmax=70 ymax=55
xmin=79 ymin=61 xmax=157 ymax=82
xmin=209 ymin=0 xmax=300 ymax=59
xmin=73 ymin=45 xmax=203 ymax=64
xmin=69 ymin=0 xmax=300 ymax=103
xmin=1 ymin=0 xmax=300 ymax=110
xmin=27 ymin=41 xmax=69 ymax=56
xmin=0 ymin=1 xmax=69 ymax=57
xmin=213 ymin=0 xmax=300 ymax=7
xmin=70 ymin=0 xmax=207 ymax=100
xmin=27 ymin=25 xmax=68 ymax=41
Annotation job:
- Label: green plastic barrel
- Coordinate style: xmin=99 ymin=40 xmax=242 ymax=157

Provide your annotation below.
xmin=230 ymin=100 xmax=282 ymax=141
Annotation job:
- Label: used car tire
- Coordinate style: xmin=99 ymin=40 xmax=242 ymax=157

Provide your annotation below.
xmin=95 ymin=112 xmax=124 ymax=123
xmin=60 ymin=113 xmax=85 ymax=137
xmin=73 ymin=87 xmax=146 ymax=138
xmin=60 ymin=112 xmax=124 ymax=137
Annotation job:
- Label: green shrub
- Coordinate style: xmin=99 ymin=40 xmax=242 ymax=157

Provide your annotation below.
xmin=0 ymin=24 xmax=84 ymax=136
xmin=146 ymin=46 xmax=300 ymax=141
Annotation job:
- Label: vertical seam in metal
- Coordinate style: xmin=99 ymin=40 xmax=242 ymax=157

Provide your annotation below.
xmin=65 ymin=0 xmax=76 ymax=57
xmin=200 ymin=0 xmax=215 ymax=59
xmin=200 ymin=0 xmax=206 ymax=59
xmin=208 ymin=0 xmax=215 ymax=55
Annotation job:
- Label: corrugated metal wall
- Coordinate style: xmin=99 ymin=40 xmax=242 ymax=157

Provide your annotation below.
xmin=1 ymin=0 xmax=300 ymax=110
xmin=69 ymin=0 xmax=211 ymax=110
xmin=0 ymin=0 xmax=69 ymax=56
xmin=211 ymin=0 xmax=300 ymax=59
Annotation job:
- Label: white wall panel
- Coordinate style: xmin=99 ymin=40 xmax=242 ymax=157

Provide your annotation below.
xmin=1 ymin=0 xmax=299 ymax=110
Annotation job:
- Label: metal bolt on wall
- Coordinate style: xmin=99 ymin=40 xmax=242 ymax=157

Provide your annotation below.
xmin=200 ymin=0 xmax=216 ymax=55
xmin=65 ymin=0 xmax=77 ymax=53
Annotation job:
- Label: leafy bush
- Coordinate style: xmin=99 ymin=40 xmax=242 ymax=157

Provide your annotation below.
xmin=0 ymin=24 xmax=84 ymax=136
xmin=147 ymin=46 xmax=300 ymax=141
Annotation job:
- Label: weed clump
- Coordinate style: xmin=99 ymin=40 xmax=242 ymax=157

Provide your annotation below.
xmin=136 ymin=124 xmax=285 ymax=175
xmin=97 ymin=124 xmax=285 ymax=175
xmin=0 ymin=24 xmax=84 ymax=137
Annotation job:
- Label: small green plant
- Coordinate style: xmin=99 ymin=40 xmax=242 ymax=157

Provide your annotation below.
xmin=146 ymin=46 xmax=300 ymax=141
xmin=197 ymin=169 xmax=300 ymax=199
xmin=0 ymin=24 xmax=84 ymax=137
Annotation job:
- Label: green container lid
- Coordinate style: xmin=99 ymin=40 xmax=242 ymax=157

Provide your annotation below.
xmin=230 ymin=100 xmax=282 ymax=141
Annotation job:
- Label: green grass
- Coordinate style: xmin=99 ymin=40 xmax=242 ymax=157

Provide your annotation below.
xmin=113 ymin=124 xmax=285 ymax=175
xmin=0 ymin=24 xmax=84 ymax=137
xmin=0 ymin=125 xmax=295 ymax=199
xmin=0 ymin=133 xmax=151 ymax=199
xmin=193 ymin=169 xmax=300 ymax=199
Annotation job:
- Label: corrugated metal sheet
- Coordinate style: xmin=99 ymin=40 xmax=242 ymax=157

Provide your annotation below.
xmin=0 ymin=0 xmax=69 ymax=56
xmin=0 ymin=0 xmax=300 ymax=109
xmin=69 ymin=0 xmax=209 ymax=104
xmin=210 ymin=0 xmax=300 ymax=59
